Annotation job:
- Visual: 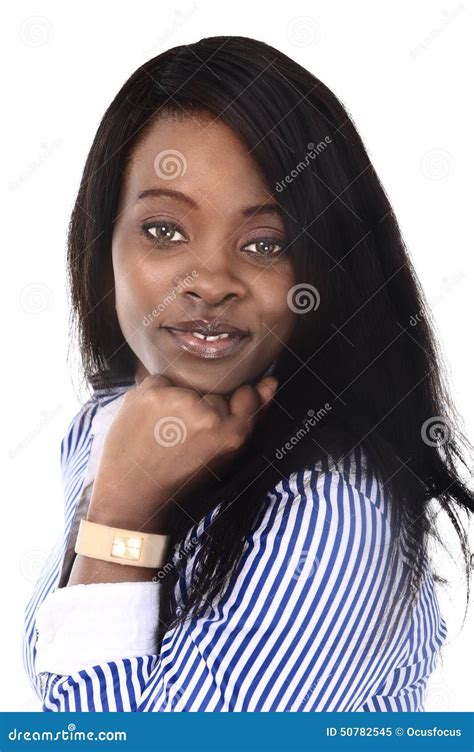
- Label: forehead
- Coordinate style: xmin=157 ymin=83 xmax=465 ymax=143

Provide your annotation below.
xmin=121 ymin=111 xmax=273 ymax=209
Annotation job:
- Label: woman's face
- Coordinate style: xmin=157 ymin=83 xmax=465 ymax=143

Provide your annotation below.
xmin=112 ymin=111 xmax=297 ymax=396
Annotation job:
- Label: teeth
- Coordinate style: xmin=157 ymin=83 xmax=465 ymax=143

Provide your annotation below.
xmin=191 ymin=331 xmax=230 ymax=341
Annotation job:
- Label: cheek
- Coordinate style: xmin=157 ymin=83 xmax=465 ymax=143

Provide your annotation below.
xmin=112 ymin=252 xmax=156 ymax=328
xmin=257 ymin=266 xmax=297 ymax=336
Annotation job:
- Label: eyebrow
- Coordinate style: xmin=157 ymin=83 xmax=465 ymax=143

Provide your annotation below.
xmin=136 ymin=188 xmax=283 ymax=218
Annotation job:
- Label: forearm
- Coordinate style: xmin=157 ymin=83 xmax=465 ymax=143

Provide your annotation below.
xmin=67 ymin=555 xmax=157 ymax=585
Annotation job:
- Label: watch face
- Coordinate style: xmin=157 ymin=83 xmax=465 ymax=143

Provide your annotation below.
xmin=111 ymin=533 xmax=144 ymax=562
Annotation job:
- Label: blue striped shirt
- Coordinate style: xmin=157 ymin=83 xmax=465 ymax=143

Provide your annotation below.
xmin=22 ymin=385 xmax=448 ymax=711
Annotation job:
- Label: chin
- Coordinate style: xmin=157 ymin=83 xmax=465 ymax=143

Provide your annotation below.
xmin=167 ymin=368 xmax=249 ymax=396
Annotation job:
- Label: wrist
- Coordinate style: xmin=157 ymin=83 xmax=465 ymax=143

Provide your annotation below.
xmin=86 ymin=502 xmax=173 ymax=535
xmin=87 ymin=483 xmax=174 ymax=534
xmin=67 ymin=555 xmax=159 ymax=586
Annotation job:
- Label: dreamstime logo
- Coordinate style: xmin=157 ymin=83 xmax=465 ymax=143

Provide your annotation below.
xmin=420 ymin=149 xmax=455 ymax=180
xmin=153 ymin=535 xmax=199 ymax=581
xmin=276 ymin=405 xmax=332 ymax=460
xmin=299 ymin=677 xmax=324 ymax=708
xmin=19 ymin=283 xmax=54 ymax=314
xmin=9 ymin=403 xmax=64 ymax=459
xmin=153 ymin=416 xmax=187 ymax=447
xmin=276 ymin=139 xmax=332 ymax=192
xmin=9 ymin=138 xmax=63 ymax=192
xmin=19 ymin=548 xmax=52 ymax=582
xmin=287 ymin=283 xmax=321 ymax=314
xmin=424 ymin=682 xmax=455 ymax=711
xmin=408 ymin=270 xmax=464 ymax=327
xmin=143 ymin=2 xmax=197 ymax=55
xmin=153 ymin=149 xmax=187 ymax=180
xmin=142 ymin=271 xmax=198 ymax=326
xmin=19 ymin=15 xmax=53 ymax=47
xmin=169 ymin=685 xmax=187 ymax=710
xmin=410 ymin=3 xmax=465 ymax=59
xmin=289 ymin=550 xmax=320 ymax=580
xmin=8 ymin=724 xmax=127 ymax=742
xmin=421 ymin=416 xmax=452 ymax=447
xmin=287 ymin=16 xmax=320 ymax=47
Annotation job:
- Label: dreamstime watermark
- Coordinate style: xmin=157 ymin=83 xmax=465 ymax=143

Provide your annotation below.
xmin=142 ymin=271 xmax=198 ymax=326
xmin=19 ymin=282 xmax=54 ymax=314
xmin=287 ymin=283 xmax=321 ymax=314
xmin=153 ymin=535 xmax=199 ymax=581
xmin=9 ymin=402 xmax=64 ymax=459
xmin=424 ymin=682 xmax=455 ymax=711
xmin=287 ymin=16 xmax=321 ymax=47
xmin=299 ymin=674 xmax=333 ymax=709
xmin=19 ymin=534 xmax=63 ymax=585
xmin=168 ymin=684 xmax=187 ymax=710
xmin=421 ymin=416 xmax=453 ymax=447
xmin=19 ymin=547 xmax=53 ymax=582
xmin=8 ymin=724 xmax=126 ymax=742
xmin=410 ymin=3 xmax=465 ymax=59
xmin=153 ymin=149 xmax=187 ymax=180
xmin=276 ymin=138 xmax=332 ymax=192
xmin=288 ymin=550 xmax=320 ymax=580
xmin=408 ymin=270 xmax=464 ymax=328
xmin=153 ymin=416 xmax=187 ymax=447
xmin=19 ymin=15 xmax=53 ymax=47
xmin=9 ymin=138 xmax=63 ymax=192
xmin=276 ymin=405 xmax=332 ymax=460
xmin=143 ymin=2 xmax=197 ymax=56
xmin=420 ymin=148 xmax=455 ymax=180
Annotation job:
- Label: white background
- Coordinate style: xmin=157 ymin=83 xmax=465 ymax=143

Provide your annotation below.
xmin=1 ymin=0 xmax=472 ymax=712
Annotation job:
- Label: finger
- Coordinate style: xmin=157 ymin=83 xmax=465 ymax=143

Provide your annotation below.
xmin=227 ymin=383 xmax=262 ymax=426
xmin=250 ymin=379 xmax=278 ymax=428
xmin=199 ymin=393 xmax=230 ymax=418
xmin=254 ymin=377 xmax=279 ymax=408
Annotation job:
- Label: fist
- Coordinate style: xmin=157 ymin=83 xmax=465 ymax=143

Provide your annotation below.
xmin=87 ymin=374 xmax=278 ymax=532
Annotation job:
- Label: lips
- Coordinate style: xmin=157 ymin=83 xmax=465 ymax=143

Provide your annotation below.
xmin=162 ymin=326 xmax=250 ymax=359
xmin=163 ymin=318 xmax=248 ymax=336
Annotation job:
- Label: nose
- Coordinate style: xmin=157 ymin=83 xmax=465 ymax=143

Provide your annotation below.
xmin=177 ymin=266 xmax=247 ymax=307
xmin=185 ymin=289 xmax=238 ymax=306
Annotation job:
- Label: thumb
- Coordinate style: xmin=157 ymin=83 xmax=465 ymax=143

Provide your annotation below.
xmin=255 ymin=377 xmax=279 ymax=410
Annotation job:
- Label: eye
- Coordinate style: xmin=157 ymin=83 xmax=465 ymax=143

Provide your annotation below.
xmin=242 ymin=237 xmax=285 ymax=257
xmin=141 ymin=220 xmax=187 ymax=245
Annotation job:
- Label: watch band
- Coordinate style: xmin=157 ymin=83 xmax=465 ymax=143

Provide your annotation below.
xmin=74 ymin=518 xmax=169 ymax=568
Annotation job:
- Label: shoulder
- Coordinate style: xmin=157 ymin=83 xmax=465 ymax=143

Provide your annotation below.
xmin=255 ymin=445 xmax=395 ymax=557
xmin=228 ymin=449 xmax=411 ymax=644
xmin=177 ymin=445 xmax=397 ymax=570
xmin=226 ymin=445 xmax=412 ymax=630
xmin=184 ymin=448 xmax=412 ymax=677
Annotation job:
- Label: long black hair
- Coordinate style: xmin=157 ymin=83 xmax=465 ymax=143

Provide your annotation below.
xmin=66 ymin=36 xmax=473 ymax=648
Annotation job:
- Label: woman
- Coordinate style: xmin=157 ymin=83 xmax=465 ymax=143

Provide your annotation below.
xmin=23 ymin=35 xmax=472 ymax=712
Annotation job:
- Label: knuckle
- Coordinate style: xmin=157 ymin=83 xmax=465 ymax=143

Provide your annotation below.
xmin=164 ymin=389 xmax=195 ymax=411
xmin=224 ymin=430 xmax=246 ymax=452
xmin=199 ymin=410 xmax=220 ymax=431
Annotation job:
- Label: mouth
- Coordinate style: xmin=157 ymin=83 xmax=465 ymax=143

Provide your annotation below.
xmin=162 ymin=327 xmax=251 ymax=359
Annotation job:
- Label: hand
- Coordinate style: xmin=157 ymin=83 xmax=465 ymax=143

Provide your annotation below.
xmin=87 ymin=374 xmax=278 ymax=533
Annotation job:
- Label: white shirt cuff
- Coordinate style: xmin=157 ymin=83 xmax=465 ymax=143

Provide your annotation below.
xmin=35 ymin=581 xmax=161 ymax=675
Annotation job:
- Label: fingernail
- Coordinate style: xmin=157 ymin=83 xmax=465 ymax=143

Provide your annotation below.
xmin=264 ymin=379 xmax=278 ymax=393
